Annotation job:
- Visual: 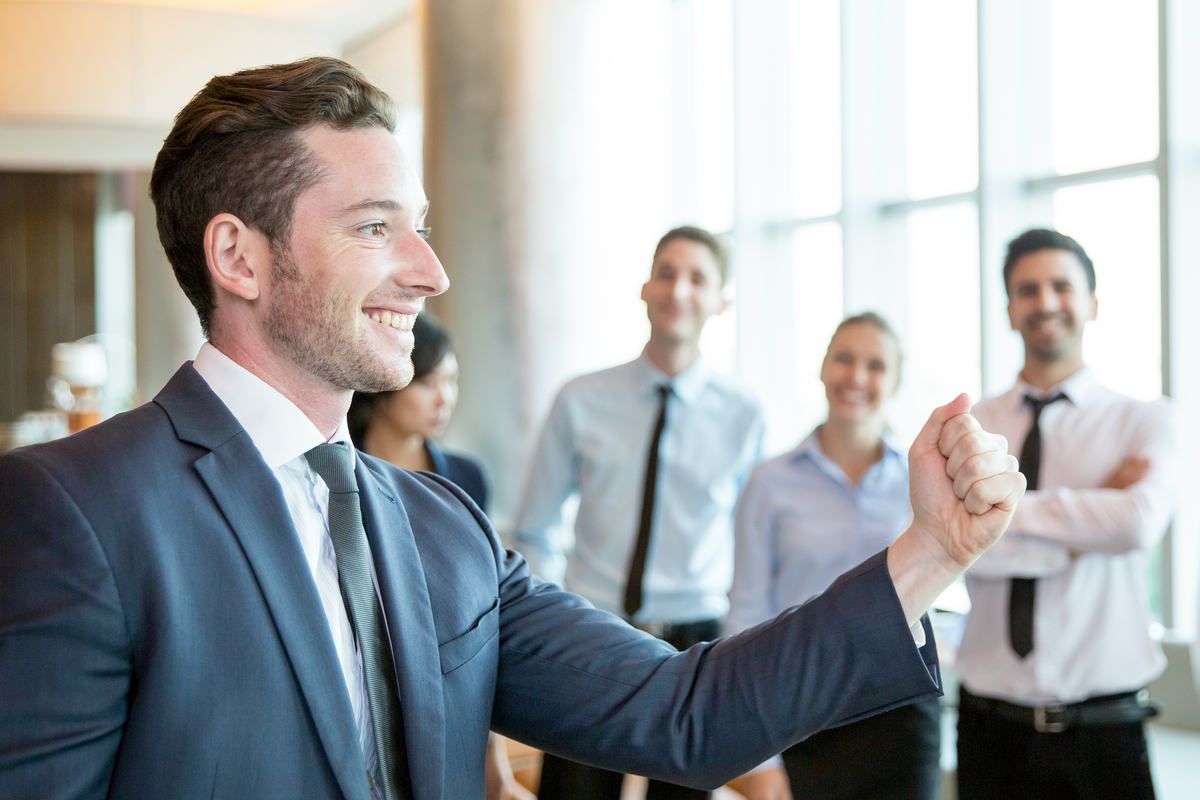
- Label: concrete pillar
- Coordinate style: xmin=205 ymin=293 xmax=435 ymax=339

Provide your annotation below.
xmin=423 ymin=0 xmax=589 ymax=529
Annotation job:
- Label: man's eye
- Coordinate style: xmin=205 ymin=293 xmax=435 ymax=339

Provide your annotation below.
xmin=417 ymin=226 xmax=432 ymax=241
xmin=361 ymin=223 xmax=386 ymax=237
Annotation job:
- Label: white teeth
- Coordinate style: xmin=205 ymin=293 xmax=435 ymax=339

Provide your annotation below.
xmin=366 ymin=310 xmax=416 ymax=331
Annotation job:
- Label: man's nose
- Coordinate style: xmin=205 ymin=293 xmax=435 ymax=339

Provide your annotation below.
xmin=671 ymin=277 xmax=691 ymax=301
xmin=1036 ymin=284 xmax=1061 ymax=311
xmin=399 ymin=235 xmax=450 ymax=298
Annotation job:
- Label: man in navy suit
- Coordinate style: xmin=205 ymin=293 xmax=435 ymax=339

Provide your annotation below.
xmin=0 ymin=57 xmax=1024 ymax=800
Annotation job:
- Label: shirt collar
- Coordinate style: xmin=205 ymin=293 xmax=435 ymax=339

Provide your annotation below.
xmin=789 ymin=426 xmax=904 ymax=472
xmin=192 ymin=342 xmax=352 ymax=470
xmin=636 ymin=348 xmax=712 ymax=405
xmin=1012 ymin=365 xmax=1099 ymax=411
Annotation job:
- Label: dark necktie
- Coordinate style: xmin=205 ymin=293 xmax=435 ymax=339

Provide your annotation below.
xmin=1008 ymin=392 xmax=1067 ymax=659
xmin=624 ymin=385 xmax=672 ymax=619
xmin=306 ymin=442 xmax=411 ymax=800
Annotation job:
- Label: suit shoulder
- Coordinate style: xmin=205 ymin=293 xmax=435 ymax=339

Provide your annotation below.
xmin=3 ymin=402 xmax=176 ymax=479
xmin=361 ymin=454 xmax=493 ymax=533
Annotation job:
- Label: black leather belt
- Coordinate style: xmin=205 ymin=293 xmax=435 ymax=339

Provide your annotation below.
xmin=632 ymin=618 xmax=720 ymax=643
xmin=960 ymin=686 xmax=1159 ymax=733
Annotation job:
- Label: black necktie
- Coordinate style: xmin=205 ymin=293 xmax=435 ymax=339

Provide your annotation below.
xmin=306 ymin=443 xmax=411 ymax=800
xmin=624 ymin=385 xmax=672 ymax=619
xmin=1008 ymin=392 xmax=1067 ymax=659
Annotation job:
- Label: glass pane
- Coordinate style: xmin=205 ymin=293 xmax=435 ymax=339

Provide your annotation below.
xmin=905 ymin=0 xmax=979 ymax=200
xmin=1052 ymin=0 xmax=1158 ymax=175
xmin=575 ymin=0 xmax=673 ymax=372
xmin=903 ymin=203 xmax=981 ymax=440
xmin=700 ymin=276 xmax=737 ymax=376
xmin=790 ymin=0 xmax=841 ymax=219
xmin=792 ymin=222 xmax=845 ymax=435
xmin=1052 ymin=175 xmax=1161 ymax=401
xmin=693 ymin=0 xmax=736 ymax=233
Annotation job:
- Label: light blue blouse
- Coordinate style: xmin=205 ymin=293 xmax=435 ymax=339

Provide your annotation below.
xmin=725 ymin=428 xmax=911 ymax=635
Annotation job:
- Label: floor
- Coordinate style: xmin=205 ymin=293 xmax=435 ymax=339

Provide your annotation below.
xmin=623 ymin=721 xmax=1200 ymax=800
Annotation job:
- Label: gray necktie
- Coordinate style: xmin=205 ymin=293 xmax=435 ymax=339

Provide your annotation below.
xmin=306 ymin=442 xmax=411 ymax=800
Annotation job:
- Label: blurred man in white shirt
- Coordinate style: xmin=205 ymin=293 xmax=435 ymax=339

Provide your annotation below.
xmin=957 ymin=229 xmax=1176 ymax=800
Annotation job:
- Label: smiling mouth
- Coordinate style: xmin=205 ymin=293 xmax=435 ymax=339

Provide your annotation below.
xmin=366 ymin=310 xmax=417 ymax=331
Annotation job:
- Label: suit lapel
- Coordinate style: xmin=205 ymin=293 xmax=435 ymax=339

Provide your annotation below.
xmin=157 ymin=366 xmax=372 ymax=800
xmin=357 ymin=459 xmax=446 ymax=800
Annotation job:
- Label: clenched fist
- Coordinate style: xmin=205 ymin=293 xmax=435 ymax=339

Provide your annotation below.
xmin=889 ymin=393 xmax=1026 ymax=624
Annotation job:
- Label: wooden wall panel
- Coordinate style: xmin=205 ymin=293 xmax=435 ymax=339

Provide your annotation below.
xmin=0 ymin=172 xmax=96 ymax=423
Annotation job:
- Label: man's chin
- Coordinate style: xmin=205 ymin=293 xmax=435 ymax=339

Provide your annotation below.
xmin=346 ymin=363 xmax=414 ymax=394
xmin=1027 ymin=341 xmax=1070 ymax=363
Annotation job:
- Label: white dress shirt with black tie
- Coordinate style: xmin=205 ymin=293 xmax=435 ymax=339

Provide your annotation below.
xmin=959 ymin=366 xmax=1177 ymax=706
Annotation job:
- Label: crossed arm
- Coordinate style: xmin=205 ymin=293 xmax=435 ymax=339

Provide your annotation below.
xmin=968 ymin=403 xmax=1175 ymax=580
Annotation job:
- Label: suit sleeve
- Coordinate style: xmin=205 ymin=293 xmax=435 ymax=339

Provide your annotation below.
xmin=489 ymin=544 xmax=941 ymax=790
xmin=510 ymin=390 xmax=579 ymax=584
xmin=0 ymin=452 xmax=131 ymax=800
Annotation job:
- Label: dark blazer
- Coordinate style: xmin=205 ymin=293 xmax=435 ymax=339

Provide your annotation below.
xmin=0 ymin=364 xmax=941 ymax=800
xmin=426 ymin=439 xmax=488 ymax=513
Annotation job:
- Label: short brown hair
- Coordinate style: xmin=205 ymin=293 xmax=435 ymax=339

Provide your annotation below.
xmin=149 ymin=57 xmax=397 ymax=337
xmin=653 ymin=225 xmax=730 ymax=285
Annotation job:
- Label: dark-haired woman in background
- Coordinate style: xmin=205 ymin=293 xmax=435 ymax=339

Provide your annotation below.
xmin=349 ymin=313 xmax=488 ymax=510
xmin=727 ymin=312 xmax=941 ymax=800
xmin=349 ymin=313 xmax=533 ymax=800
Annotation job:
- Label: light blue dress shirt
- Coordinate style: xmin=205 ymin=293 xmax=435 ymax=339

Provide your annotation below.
xmin=513 ymin=350 xmax=764 ymax=624
xmin=725 ymin=428 xmax=911 ymax=636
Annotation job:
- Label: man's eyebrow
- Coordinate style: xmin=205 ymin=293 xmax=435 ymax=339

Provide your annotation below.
xmin=342 ymin=199 xmax=404 ymax=214
xmin=341 ymin=200 xmax=431 ymax=219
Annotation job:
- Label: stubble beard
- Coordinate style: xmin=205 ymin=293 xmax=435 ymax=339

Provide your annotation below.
xmin=1022 ymin=312 xmax=1081 ymax=364
xmin=263 ymin=246 xmax=413 ymax=393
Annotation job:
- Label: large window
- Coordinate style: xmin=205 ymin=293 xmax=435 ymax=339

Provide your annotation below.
xmin=721 ymin=0 xmax=1196 ymax=635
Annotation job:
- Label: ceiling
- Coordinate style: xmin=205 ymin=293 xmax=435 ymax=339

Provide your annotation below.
xmin=1 ymin=0 xmax=415 ymax=48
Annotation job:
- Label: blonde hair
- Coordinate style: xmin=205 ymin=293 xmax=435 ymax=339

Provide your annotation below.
xmin=826 ymin=311 xmax=903 ymax=385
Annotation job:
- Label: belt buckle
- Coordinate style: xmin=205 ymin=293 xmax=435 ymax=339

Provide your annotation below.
xmin=1034 ymin=704 xmax=1067 ymax=733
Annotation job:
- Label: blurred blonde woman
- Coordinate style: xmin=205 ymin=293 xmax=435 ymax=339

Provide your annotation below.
xmin=728 ymin=312 xmax=941 ymax=800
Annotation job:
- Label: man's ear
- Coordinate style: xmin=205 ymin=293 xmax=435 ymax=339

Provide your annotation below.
xmin=640 ymin=281 xmax=651 ymax=304
xmin=204 ymin=213 xmax=268 ymax=301
xmin=1089 ymin=293 xmax=1099 ymax=323
xmin=1007 ymin=300 xmax=1018 ymax=331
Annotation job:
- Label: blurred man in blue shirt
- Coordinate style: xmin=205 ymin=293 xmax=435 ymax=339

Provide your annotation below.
xmin=514 ymin=226 xmax=763 ymax=800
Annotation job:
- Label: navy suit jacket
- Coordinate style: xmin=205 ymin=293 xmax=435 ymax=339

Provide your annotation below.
xmin=0 ymin=364 xmax=941 ymax=800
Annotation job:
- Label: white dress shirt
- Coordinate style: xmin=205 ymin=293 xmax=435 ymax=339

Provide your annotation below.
xmin=726 ymin=429 xmax=911 ymax=636
xmin=513 ymin=350 xmax=764 ymax=623
xmin=193 ymin=343 xmax=384 ymax=798
xmin=959 ymin=367 xmax=1176 ymax=705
